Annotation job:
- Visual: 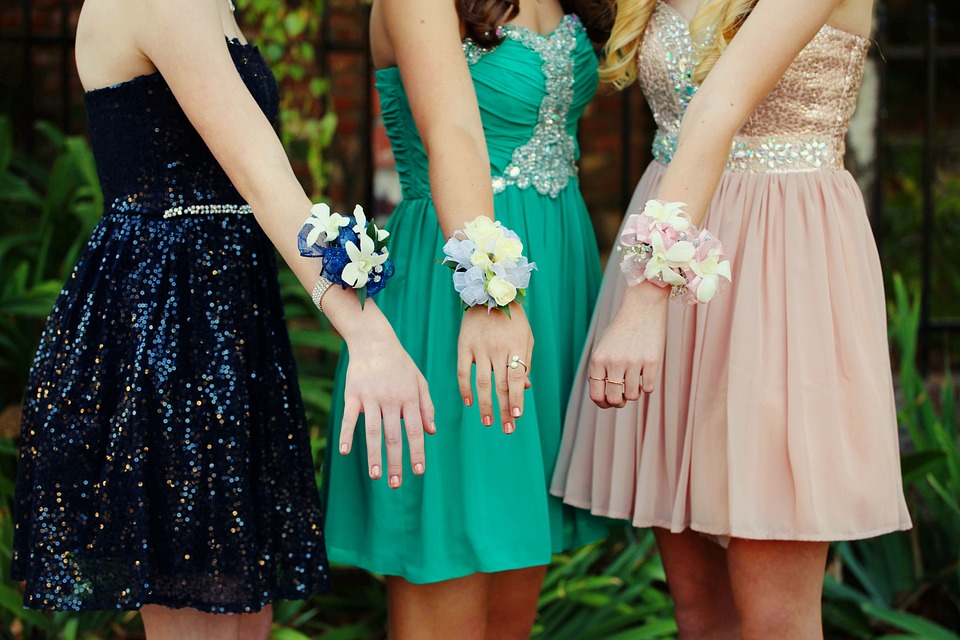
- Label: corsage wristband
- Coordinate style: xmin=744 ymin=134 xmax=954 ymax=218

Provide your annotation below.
xmin=298 ymin=203 xmax=394 ymax=309
xmin=441 ymin=216 xmax=536 ymax=314
xmin=618 ymin=199 xmax=732 ymax=305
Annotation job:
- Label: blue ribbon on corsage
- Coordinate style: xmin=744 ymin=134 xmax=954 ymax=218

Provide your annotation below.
xmin=298 ymin=203 xmax=394 ymax=308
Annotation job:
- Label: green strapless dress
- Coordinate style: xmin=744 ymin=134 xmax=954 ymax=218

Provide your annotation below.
xmin=323 ymin=15 xmax=608 ymax=583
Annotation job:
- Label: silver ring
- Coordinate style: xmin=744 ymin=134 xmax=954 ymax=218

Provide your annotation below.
xmin=508 ymin=355 xmax=528 ymax=372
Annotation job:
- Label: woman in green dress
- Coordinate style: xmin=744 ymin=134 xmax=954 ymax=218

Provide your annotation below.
xmin=324 ymin=0 xmax=608 ymax=635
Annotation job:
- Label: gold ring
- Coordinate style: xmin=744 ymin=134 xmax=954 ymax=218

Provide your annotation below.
xmin=605 ymin=379 xmax=625 ymax=385
xmin=508 ymin=355 xmax=529 ymax=372
xmin=588 ymin=375 xmax=605 ymax=381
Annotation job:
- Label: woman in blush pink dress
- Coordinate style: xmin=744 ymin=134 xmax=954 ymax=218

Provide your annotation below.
xmin=551 ymin=0 xmax=912 ymax=637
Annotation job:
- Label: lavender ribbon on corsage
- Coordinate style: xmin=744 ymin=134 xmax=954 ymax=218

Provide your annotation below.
xmin=441 ymin=216 xmax=536 ymax=316
xmin=618 ymin=199 xmax=732 ymax=305
xmin=298 ymin=203 xmax=394 ymax=308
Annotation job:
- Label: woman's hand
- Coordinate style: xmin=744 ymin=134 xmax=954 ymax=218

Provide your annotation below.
xmin=458 ymin=303 xmax=533 ymax=434
xmin=588 ymin=283 xmax=670 ymax=408
xmin=337 ymin=319 xmax=436 ymax=490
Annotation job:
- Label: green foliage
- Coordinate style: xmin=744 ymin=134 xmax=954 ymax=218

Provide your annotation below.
xmin=234 ymin=0 xmax=338 ymax=197
xmin=822 ymin=274 xmax=960 ymax=639
xmin=0 ymin=117 xmax=103 ymax=410
xmin=880 ymin=137 xmax=960 ymax=321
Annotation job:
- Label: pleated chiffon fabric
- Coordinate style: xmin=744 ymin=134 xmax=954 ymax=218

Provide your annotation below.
xmin=551 ymin=2 xmax=912 ymax=541
xmin=552 ymin=164 xmax=912 ymax=540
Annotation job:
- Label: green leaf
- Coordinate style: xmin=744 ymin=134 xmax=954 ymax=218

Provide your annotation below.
xmin=861 ymin=602 xmax=960 ymax=640
xmin=0 ymin=583 xmax=53 ymax=631
xmin=270 ymin=627 xmax=313 ymax=640
xmin=901 ymin=449 xmax=948 ymax=484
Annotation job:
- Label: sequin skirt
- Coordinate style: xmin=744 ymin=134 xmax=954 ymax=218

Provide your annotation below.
xmin=11 ymin=211 xmax=330 ymax=612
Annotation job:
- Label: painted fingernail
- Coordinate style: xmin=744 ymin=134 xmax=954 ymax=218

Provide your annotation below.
xmin=483 ymin=415 xmax=493 ymax=427
xmin=371 ymin=465 xmax=381 ymax=478
xmin=340 ymin=443 xmax=349 ymax=454
xmin=463 ymin=397 xmax=473 ymax=407
xmin=512 ymin=407 xmax=521 ymax=418
xmin=389 ymin=475 xmax=400 ymax=488
xmin=504 ymin=423 xmax=514 ymax=434
xmin=414 ymin=463 xmax=424 ymax=475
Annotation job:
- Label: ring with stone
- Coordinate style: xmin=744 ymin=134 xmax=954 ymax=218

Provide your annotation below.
xmin=508 ymin=355 xmax=528 ymax=372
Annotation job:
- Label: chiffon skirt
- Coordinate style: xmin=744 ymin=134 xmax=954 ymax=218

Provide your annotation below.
xmin=551 ymin=162 xmax=912 ymax=540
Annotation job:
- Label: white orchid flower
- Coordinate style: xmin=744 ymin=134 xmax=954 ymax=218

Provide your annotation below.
xmin=305 ymin=202 xmax=348 ymax=245
xmin=643 ymin=199 xmax=690 ymax=232
xmin=342 ymin=233 xmax=389 ymax=288
xmin=643 ymin=230 xmax=695 ymax=286
xmin=352 ymin=204 xmax=367 ymax=234
xmin=691 ymin=252 xmax=732 ymax=302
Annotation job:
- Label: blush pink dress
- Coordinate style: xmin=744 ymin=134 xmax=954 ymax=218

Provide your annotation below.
xmin=551 ymin=2 xmax=912 ymax=541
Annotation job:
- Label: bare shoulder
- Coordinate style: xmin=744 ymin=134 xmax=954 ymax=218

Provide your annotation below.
xmin=75 ymin=0 xmax=154 ymax=91
xmin=369 ymin=0 xmax=394 ymax=69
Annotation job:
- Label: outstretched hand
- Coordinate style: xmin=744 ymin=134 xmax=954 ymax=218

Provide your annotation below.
xmin=457 ymin=303 xmax=533 ymax=434
xmin=588 ymin=283 xmax=670 ymax=408
xmin=338 ymin=331 xmax=436 ymax=490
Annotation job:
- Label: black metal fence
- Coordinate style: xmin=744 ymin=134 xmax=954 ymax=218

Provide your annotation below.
xmin=1 ymin=1 xmax=957 ymax=372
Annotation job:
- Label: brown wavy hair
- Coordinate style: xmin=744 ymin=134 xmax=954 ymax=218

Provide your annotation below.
xmin=457 ymin=0 xmax=612 ymax=49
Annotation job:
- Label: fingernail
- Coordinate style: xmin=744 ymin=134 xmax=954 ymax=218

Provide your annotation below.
xmin=511 ymin=407 xmax=521 ymax=418
xmin=414 ymin=463 xmax=424 ymax=475
xmin=371 ymin=465 xmax=381 ymax=478
xmin=430 ymin=421 xmax=437 ymax=433
xmin=463 ymin=397 xmax=472 ymax=407
xmin=483 ymin=415 xmax=493 ymax=427
xmin=389 ymin=475 xmax=400 ymax=488
xmin=504 ymin=423 xmax=514 ymax=434
xmin=339 ymin=443 xmax=349 ymax=454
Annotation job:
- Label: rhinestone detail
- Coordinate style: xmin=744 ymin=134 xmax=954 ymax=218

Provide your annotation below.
xmin=162 ymin=204 xmax=253 ymax=219
xmin=463 ymin=15 xmax=583 ymax=199
xmin=653 ymin=131 xmax=843 ymax=173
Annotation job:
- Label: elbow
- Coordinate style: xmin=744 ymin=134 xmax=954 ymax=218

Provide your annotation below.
xmin=420 ymin=121 xmax=485 ymax=161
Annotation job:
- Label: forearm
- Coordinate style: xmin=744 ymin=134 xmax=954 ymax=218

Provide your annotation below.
xmin=424 ymin=123 xmax=496 ymax=238
xmin=654 ymin=96 xmax=741 ymax=226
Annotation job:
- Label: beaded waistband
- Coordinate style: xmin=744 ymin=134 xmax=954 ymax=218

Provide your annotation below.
xmin=652 ymin=130 xmax=844 ymax=173
xmin=162 ymin=204 xmax=253 ymax=219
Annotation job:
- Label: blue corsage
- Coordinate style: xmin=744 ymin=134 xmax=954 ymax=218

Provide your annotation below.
xmin=298 ymin=203 xmax=394 ymax=307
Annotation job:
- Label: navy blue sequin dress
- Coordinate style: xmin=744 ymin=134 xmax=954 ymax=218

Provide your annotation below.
xmin=11 ymin=40 xmax=330 ymax=612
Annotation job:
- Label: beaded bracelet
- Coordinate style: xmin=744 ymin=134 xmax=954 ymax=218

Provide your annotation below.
xmin=618 ymin=200 xmax=731 ymax=305
xmin=311 ymin=277 xmax=333 ymax=314
xmin=298 ymin=203 xmax=394 ymax=309
xmin=441 ymin=216 xmax=536 ymax=315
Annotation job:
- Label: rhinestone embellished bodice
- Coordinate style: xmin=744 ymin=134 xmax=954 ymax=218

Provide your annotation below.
xmin=639 ymin=2 xmax=869 ymax=172
xmin=375 ymin=14 xmax=597 ymax=201
xmin=83 ymin=40 xmax=278 ymax=217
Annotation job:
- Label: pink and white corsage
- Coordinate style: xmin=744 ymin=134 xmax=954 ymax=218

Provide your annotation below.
xmin=618 ymin=200 xmax=732 ymax=305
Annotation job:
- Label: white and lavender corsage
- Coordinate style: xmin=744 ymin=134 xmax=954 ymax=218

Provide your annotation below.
xmin=618 ymin=200 xmax=732 ymax=305
xmin=298 ymin=203 xmax=393 ymax=308
xmin=442 ymin=216 xmax=536 ymax=315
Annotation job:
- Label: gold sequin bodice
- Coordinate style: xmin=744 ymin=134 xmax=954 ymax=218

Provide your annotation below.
xmin=638 ymin=1 xmax=869 ymax=172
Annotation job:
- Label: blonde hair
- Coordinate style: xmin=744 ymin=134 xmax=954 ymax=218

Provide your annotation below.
xmin=599 ymin=0 xmax=757 ymax=90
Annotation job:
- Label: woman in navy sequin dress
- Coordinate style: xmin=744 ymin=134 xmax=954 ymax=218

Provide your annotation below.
xmin=11 ymin=0 xmax=435 ymax=635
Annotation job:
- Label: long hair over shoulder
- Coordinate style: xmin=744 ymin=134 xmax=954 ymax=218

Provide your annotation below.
xmin=457 ymin=0 xmax=613 ymax=48
xmin=599 ymin=0 xmax=756 ymax=90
